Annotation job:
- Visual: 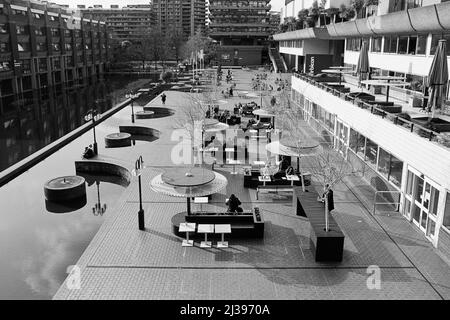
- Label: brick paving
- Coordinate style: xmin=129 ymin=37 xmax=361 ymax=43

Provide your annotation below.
xmin=54 ymin=69 xmax=449 ymax=300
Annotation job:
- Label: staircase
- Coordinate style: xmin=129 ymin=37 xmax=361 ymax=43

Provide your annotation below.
xmin=269 ymin=48 xmax=286 ymax=73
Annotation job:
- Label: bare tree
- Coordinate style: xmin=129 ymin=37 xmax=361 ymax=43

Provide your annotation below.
xmin=309 ymin=144 xmax=359 ymax=231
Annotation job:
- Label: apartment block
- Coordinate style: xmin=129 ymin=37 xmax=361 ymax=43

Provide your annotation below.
xmin=80 ymin=4 xmax=156 ymax=42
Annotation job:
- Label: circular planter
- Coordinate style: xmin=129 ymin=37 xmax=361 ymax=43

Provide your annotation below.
xmin=135 ymin=111 xmax=155 ymax=119
xmin=105 ymin=132 xmax=132 ymax=148
xmin=44 ymin=175 xmax=86 ymax=202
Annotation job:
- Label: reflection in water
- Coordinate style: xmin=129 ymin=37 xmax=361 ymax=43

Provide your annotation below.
xmin=0 ymin=80 xmax=113 ymax=172
xmin=92 ymin=181 xmax=107 ymax=216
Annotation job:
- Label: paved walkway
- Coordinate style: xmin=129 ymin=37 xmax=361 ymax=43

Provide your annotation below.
xmin=54 ymin=69 xmax=450 ymax=300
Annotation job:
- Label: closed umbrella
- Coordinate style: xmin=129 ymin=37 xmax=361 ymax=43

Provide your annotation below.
xmin=427 ymin=40 xmax=449 ymax=118
xmin=357 ymin=41 xmax=370 ymax=87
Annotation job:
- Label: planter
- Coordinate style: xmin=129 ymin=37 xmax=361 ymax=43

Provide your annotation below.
xmin=409 ymin=96 xmax=422 ymax=108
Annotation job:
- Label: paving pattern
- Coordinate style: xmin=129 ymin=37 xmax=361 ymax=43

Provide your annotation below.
xmin=54 ymin=69 xmax=450 ymax=300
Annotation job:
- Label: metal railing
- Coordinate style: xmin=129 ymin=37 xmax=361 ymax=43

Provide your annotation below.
xmin=293 ymin=73 xmax=450 ymax=148
xmin=373 ymin=190 xmax=401 ymax=215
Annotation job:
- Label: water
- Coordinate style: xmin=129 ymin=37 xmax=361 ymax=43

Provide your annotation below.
xmin=0 ymin=74 xmax=159 ymax=299
xmin=0 ymin=74 xmax=158 ymax=173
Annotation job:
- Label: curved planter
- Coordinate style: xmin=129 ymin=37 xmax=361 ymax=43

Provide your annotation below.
xmin=368 ymin=10 xmax=415 ymax=35
xmin=44 ymin=175 xmax=86 ymax=202
xmin=75 ymin=160 xmax=132 ymax=187
xmin=135 ymin=110 xmax=155 ymax=119
xmin=104 ymin=132 xmax=132 ymax=148
xmin=408 ymin=5 xmax=443 ymax=32
xmin=119 ymin=125 xmax=161 ymax=138
xmin=436 ymin=2 xmax=450 ymax=30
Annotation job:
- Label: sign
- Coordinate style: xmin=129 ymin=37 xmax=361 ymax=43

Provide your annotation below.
xmin=305 ymin=54 xmax=333 ymax=75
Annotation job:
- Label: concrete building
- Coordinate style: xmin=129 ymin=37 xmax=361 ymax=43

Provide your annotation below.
xmin=80 ymin=4 xmax=156 ymax=42
xmin=152 ymin=0 xmax=206 ymax=39
xmin=0 ymin=0 xmax=110 ymax=169
xmin=273 ymin=0 xmax=450 ymax=258
xmin=208 ymin=0 xmax=272 ymax=66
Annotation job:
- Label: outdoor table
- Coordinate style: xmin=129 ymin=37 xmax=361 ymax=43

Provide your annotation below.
xmin=194 ymin=196 xmax=208 ymax=213
xmin=253 ymin=160 xmax=266 ymax=166
xmin=321 ymin=69 xmax=353 ymax=85
xmin=360 ymin=79 xmax=409 ymax=103
xmin=215 ymin=224 xmax=232 ymax=248
xmin=286 ymin=174 xmax=300 ymax=186
xmin=227 ymin=159 xmax=242 ymax=175
xmin=179 ymin=222 xmax=196 ymax=247
xmin=371 ymin=75 xmax=406 ymax=102
xmin=198 ymin=224 xmax=214 ymax=248
xmin=259 ymin=175 xmax=271 ymax=186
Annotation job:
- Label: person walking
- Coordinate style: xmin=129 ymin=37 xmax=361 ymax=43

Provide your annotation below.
xmin=161 ymin=93 xmax=167 ymax=105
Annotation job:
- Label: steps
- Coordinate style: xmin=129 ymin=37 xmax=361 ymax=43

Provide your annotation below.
xmin=269 ymin=48 xmax=287 ymax=73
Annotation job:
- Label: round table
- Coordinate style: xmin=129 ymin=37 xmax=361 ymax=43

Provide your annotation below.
xmin=161 ymin=167 xmax=215 ymax=187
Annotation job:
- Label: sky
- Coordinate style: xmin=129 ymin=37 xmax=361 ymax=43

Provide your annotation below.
xmin=48 ymin=0 xmax=285 ymax=12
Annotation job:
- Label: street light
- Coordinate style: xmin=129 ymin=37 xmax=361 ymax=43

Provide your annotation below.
xmin=125 ymin=91 xmax=139 ymax=123
xmin=84 ymin=108 xmax=100 ymax=155
xmin=92 ymin=180 xmax=107 ymax=216
xmin=132 ymin=155 xmax=145 ymax=230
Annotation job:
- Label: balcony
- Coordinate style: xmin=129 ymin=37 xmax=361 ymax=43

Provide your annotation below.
xmin=292 ymin=73 xmax=450 ymax=151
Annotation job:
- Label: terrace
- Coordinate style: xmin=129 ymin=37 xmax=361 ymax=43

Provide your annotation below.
xmin=293 ymin=72 xmax=450 ymax=149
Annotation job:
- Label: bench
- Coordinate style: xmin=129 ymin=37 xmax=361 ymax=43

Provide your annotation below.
xmin=293 ymin=187 xmax=345 ymax=262
xmin=175 ymin=209 xmax=264 ymax=238
xmin=256 ymin=185 xmax=293 ymax=200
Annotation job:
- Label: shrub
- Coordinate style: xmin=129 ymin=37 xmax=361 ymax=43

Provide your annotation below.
xmin=160 ymin=71 xmax=173 ymax=83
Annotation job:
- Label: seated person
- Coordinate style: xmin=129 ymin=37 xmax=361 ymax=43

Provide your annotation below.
xmin=285 ymin=165 xmax=295 ymax=176
xmin=226 ymin=194 xmax=243 ymax=214
xmin=273 ymin=156 xmax=290 ymax=180
xmin=204 ymin=136 xmax=216 ymax=148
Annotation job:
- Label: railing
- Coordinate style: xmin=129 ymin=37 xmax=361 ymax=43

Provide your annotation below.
xmin=293 ymin=73 xmax=450 ymax=149
xmin=373 ymin=191 xmax=401 ymax=215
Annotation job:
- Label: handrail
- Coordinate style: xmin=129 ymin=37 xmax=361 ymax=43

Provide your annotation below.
xmin=373 ymin=190 xmax=401 ymax=215
xmin=293 ymin=73 xmax=443 ymax=144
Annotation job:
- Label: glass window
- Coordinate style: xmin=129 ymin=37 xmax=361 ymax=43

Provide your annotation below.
xmin=356 ymin=133 xmax=366 ymax=158
xmin=349 ymin=129 xmax=358 ymax=152
xmin=383 ymin=36 xmax=397 ymax=53
xmin=0 ymin=61 xmax=11 ymax=72
xmin=17 ymin=42 xmax=30 ymax=52
xmin=429 ymin=186 xmax=440 ymax=216
xmin=377 ymin=148 xmax=390 ymax=180
xmin=416 ymin=35 xmax=427 ymax=55
xmin=16 ymin=25 xmax=27 ymax=35
xmin=389 ymin=155 xmax=403 ymax=188
xmin=0 ymin=42 xmax=9 ymax=53
xmin=371 ymin=37 xmax=382 ymax=53
xmin=408 ymin=36 xmax=417 ymax=55
xmin=430 ymin=33 xmax=442 ymax=55
xmin=0 ymin=24 xmax=7 ymax=34
xmin=406 ymin=170 xmax=414 ymax=195
xmin=398 ymin=36 xmax=408 ymax=54
xmin=365 ymin=138 xmax=378 ymax=166
xmin=443 ymin=192 xmax=450 ymax=228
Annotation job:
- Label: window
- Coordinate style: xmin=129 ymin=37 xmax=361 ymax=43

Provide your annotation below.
xmin=416 ymin=35 xmax=427 ymax=55
xmin=65 ymin=43 xmax=72 ymax=51
xmin=431 ymin=33 xmax=450 ymax=56
xmin=12 ymin=9 xmax=27 ymax=16
xmin=0 ymin=61 xmax=12 ymax=72
xmin=398 ymin=36 xmax=408 ymax=54
xmin=377 ymin=148 xmax=404 ymax=187
xmin=16 ymin=25 xmax=27 ymax=35
xmin=51 ymin=28 xmax=60 ymax=37
xmin=64 ymin=30 xmax=72 ymax=37
xmin=34 ymin=13 xmax=41 ymax=19
xmin=408 ymin=36 xmax=417 ymax=55
xmin=443 ymin=192 xmax=450 ymax=228
xmin=365 ymin=138 xmax=378 ymax=166
xmin=371 ymin=37 xmax=382 ymax=53
xmin=0 ymin=42 xmax=9 ymax=53
xmin=52 ymin=43 xmax=60 ymax=51
xmin=383 ymin=36 xmax=397 ymax=53
xmin=17 ymin=42 xmax=30 ymax=52
xmin=35 ymin=27 xmax=45 ymax=36
xmin=0 ymin=24 xmax=7 ymax=34
xmin=20 ymin=59 xmax=31 ymax=74
xmin=36 ymin=42 xmax=46 ymax=51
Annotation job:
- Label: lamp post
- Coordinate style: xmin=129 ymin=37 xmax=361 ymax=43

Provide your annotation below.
xmin=84 ymin=108 xmax=100 ymax=155
xmin=92 ymin=180 xmax=106 ymax=216
xmin=132 ymin=156 xmax=145 ymax=230
xmin=125 ymin=91 xmax=138 ymax=123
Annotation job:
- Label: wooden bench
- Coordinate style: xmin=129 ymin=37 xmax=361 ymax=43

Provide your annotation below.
xmin=293 ymin=187 xmax=345 ymax=262
xmin=256 ymin=185 xmax=293 ymax=200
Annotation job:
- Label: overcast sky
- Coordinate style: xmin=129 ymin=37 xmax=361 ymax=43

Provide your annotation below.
xmin=49 ymin=0 xmax=285 ymax=12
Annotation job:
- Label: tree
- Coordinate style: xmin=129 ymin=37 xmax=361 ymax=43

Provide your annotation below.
xmin=182 ymin=29 xmax=217 ymax=67
xmin=165 ymin=26 xmax=185 ymax=64
xmin=309 ymin=144 xmax=360 ymax=232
